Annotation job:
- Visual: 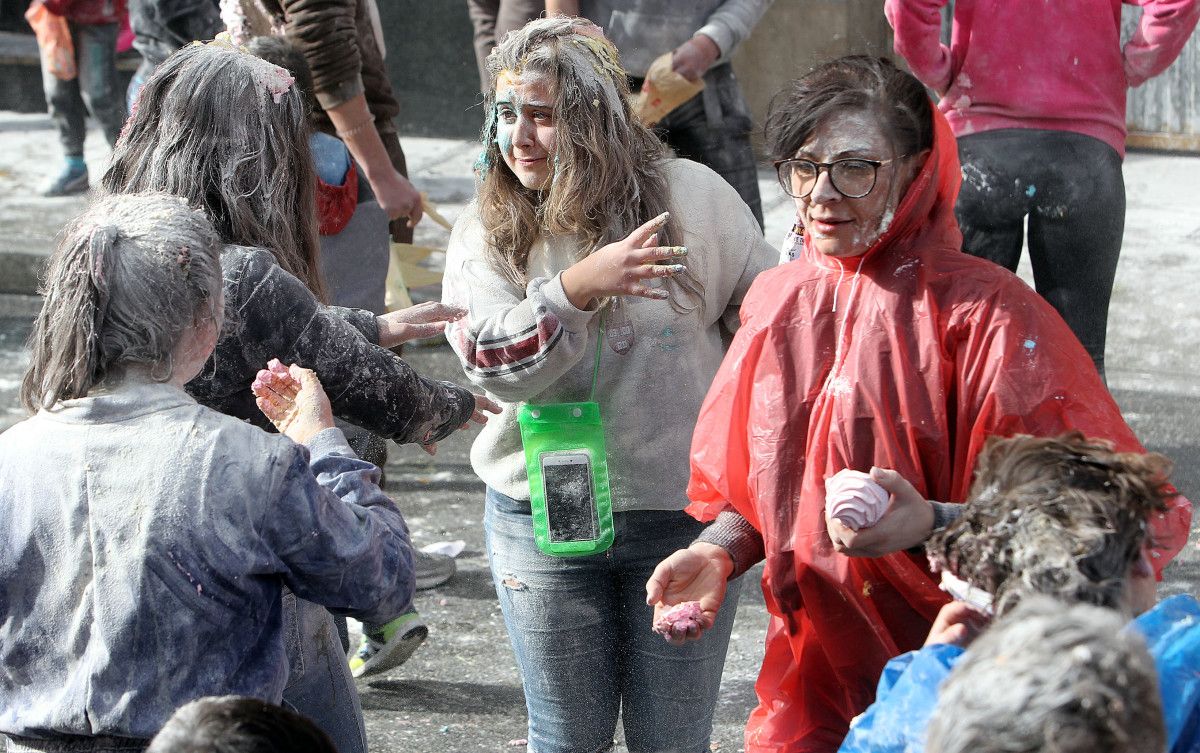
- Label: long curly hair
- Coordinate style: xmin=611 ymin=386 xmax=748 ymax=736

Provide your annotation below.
xmin=475 ymin=17 xmax=683 ymax=291
xmin=100 ymin=42 xmax=327 ymax=301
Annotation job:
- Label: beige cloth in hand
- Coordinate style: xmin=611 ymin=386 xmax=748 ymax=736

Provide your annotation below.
xmin=634 ymin=51 xmax=705 ymax=127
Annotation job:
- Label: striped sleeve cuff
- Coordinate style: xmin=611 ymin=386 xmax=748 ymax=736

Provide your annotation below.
xmin=533 ymin=273 xmax=600 ymax=333
xmin=931 ymin=500 xmax=964 ymax=531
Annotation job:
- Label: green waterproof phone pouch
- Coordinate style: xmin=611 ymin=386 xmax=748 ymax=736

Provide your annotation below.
xmin=517 ymin=321 xmax=614 ymax=557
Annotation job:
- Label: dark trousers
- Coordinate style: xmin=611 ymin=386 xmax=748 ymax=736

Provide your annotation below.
xmin=466 ymin=0 xmax=544 ymax=93
xmin=41 ymin=21 xmax=126 ymax=157
xmin=643 ymin=63 xmax=764 ymax=230
xmin=956 ymin=128 xmax=1125 ymax=377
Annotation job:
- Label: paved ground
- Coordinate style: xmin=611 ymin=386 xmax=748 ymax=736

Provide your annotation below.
xmin=0 ymin=112 xmax=1197 ymax=751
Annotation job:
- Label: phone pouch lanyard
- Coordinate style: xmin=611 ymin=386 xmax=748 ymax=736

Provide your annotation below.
xmin=517 ymin=317 xmax=614 ymax=557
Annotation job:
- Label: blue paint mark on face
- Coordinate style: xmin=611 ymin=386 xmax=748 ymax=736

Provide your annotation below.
xmin=473 ymin=150 xmax=491 ymax=175
xmin=494 ymin=88 xmax=520 ymax=154
xmin=1025 ymin=185 xmax=1037 ymax=198
xmin=1023 ymin=339 xmax=1037 ymax=350
xmin=496 ymin=125 xmax=514 ymax=154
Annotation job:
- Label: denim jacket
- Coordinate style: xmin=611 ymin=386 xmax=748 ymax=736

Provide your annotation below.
xmin=0 ymin=381 xmax=413 ymax=741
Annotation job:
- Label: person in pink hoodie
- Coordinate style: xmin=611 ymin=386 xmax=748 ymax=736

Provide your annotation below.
xmin=886 ymin=0 xmax=1200 ymax=378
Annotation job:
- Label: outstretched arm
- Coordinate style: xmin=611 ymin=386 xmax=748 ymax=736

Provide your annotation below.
xmin=235 ymin=253 xmax=478 ymax=445
xmin=1123 ymin=0 xmax=1200 ymax=86
xmin=256 ymin=365 xmax=416 ymax=623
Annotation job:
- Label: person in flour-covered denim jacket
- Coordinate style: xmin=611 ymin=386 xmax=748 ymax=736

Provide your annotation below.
xmin=0 ymin=194 xmax=413 ymax=753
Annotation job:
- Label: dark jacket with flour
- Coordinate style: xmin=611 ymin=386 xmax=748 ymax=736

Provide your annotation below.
xmin=187 ymin=245 xmax=473 ymax=444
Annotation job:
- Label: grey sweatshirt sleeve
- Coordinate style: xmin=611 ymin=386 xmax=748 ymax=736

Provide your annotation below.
xmin=442 ymin=208 xmax=601 ymax=403
xmin=263 ymin=428 xmax=414 ymax=623
xmin=696 ymin=510 xmax=765 ymax=580
xmin=696 ymin=0 xmax=774 ymax=58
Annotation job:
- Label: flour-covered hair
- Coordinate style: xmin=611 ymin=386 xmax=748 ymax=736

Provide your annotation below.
xmin=100 ymin=42 xmax=326 ymax=301
xmin=765 ymin=55 xmax=932 ymax=164
xmin=926 ymin=597 xmax=1164 ymax=753
xmin=476 ymin=17 xmax=684 ymax=292
xmin=21 ymin=194 xmax=222 ymax=411
xmin=927 ymin=432 xmax=1171 ymax=615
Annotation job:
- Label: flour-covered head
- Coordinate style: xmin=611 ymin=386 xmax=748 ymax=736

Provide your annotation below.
xmin=22 ymin=193 xmax=223 ymax=411
xmin=101 ymin=42 xmax=325 ymax=301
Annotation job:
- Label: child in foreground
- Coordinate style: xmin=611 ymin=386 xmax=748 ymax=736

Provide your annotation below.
xmin=0 ymin=194 xmax=413 ymax=751
xmin=925 ymin=597 xmax=1165 ymax=753
xmin=839 ymin=432 xmax=1200 ymax=753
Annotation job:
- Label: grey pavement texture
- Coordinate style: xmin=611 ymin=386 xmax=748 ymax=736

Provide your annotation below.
xmin=0 ymin=112 xmax=1197 ymax=751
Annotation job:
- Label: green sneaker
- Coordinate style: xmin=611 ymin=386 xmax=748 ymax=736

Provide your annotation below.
xmin=349 ymin=608 xmax=428 ymax=678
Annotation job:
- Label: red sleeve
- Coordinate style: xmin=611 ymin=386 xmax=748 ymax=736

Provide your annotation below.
xmin=1124 ymin=0 xmax=1200 ymax=86
xmin=885 ymin=0 xmax=954 ymax=93
xmin=41 ymin=0 xmax=72 ymax=16
xmin=950 ymin=285 xmax=1192 ymax=578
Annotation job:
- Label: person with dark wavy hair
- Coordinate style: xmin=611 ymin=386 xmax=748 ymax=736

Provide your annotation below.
xmin=649 ymin=55 xmax=1192 ymax=752
xmin=840 ymin=432 xmax=1199 ymax=753
xmin=148 ymin=697 xmax=336 ymax=753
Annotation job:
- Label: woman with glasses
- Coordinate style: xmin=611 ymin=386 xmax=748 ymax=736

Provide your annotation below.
xmin=647 ymin=55 xmax=1192 ymax=753
xmin=440 ymin=17 xmax=775 ymax=753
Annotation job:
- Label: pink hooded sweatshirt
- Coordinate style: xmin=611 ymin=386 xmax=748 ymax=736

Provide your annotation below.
xmin=885 ymin=0 xmax=1200 ymax=157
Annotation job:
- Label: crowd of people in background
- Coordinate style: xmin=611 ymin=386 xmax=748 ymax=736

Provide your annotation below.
xmin=3 ymin=1 xmax=1200 ymax=752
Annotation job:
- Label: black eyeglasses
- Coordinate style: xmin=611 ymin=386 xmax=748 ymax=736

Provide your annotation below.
xmin=773 ymin=157 xmax=900 ymax=199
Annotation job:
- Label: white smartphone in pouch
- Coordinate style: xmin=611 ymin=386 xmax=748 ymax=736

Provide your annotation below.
xmin=540 ymin=451 xmax=599 ymax=543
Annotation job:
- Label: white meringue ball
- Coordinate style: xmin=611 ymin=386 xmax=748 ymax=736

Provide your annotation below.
xmin=824 ymin=469 xmax=890 ymax=531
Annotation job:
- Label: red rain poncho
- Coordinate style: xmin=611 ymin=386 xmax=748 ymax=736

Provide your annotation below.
xmin=686 ymin=107 xmax=1192 ymax=753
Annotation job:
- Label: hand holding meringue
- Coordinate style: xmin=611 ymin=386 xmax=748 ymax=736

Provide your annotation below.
xmin=824 ymin=469 xmax=890 ymax=531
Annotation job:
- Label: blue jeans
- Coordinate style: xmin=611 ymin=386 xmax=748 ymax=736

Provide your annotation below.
xmin=485 ymin=488 xmax=742 ymax=753
xmin=281 ymin=592 xmax=367 ymax=753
